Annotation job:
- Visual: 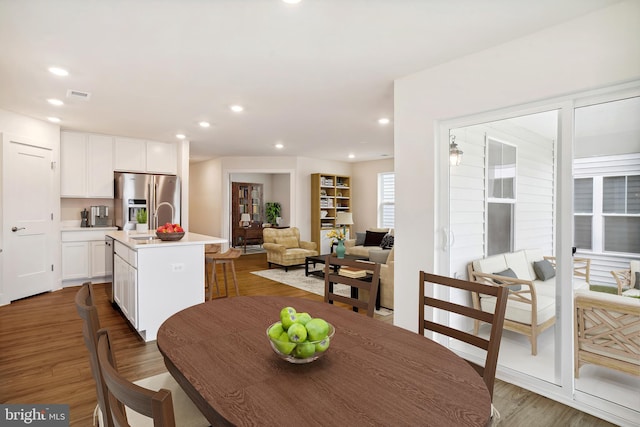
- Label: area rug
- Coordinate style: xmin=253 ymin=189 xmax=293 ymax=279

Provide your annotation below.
xmin=251 ymin=267 xmax=393 ymax=316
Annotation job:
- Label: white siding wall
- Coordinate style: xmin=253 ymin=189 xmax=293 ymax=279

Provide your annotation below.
xmin=450 ymin=119 xmax=555 ymax=282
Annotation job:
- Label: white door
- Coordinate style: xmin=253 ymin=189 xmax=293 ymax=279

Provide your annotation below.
xmin=3 ymin=139 xmax=54 ymax=301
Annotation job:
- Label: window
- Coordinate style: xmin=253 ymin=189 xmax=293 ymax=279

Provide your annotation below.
xmin=378 ymin=172 xmax=395 ymax=228
xmin=603 ymin=175 xmax=640 ymax=254
xmin=487 ymin=138 xmax=516 ymax=255
xmin=574 ymin=178 xmax=593 ymax=250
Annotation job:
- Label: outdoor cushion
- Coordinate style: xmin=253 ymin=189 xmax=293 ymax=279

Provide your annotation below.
xmin=493 ymin=268 xmax=522 ymax=291
xmin=482 ymin=294 xmax=556 ymax=325
xmin=474 ymin=254 xmax=507 ymax=276
xmin=504 ymin=251 xmax=533 ymax=281
xmin=524 ymin=249 xmax=545 ymax=280
xmin=534 ymin=259 xmax=556 ymax=281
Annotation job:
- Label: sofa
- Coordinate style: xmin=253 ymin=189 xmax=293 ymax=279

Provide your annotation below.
xmin=574 ymin=289 xmax=640 ymax=378
xmin=468 ymin=249 xmax=590 ymax=355
xmin=356 ymin=246 xmax=395 ymax=310
xmin=263 ymin=227 xmax=318 ymax=271
xmin=344 ymin=228 xmax=392 ymax=259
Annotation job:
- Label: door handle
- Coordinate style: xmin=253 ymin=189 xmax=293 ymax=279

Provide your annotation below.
xmin=11 ymin=226 xmax=26 ymax=232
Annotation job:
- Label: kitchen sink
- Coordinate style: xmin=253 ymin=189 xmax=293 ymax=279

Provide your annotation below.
xmin=130 ymin=235 xmax=158 ymax=241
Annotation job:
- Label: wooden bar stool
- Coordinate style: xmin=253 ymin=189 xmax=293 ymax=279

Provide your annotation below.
xmin=205 ymin=248 xmax=242 ymax=299
xmin=204 ymin=244 xmax=222 ymax=298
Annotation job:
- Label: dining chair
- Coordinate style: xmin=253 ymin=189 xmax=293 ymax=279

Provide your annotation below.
xmin=418 ymin=271 xmax=508 ymax=400
xmin=324 ymin=255 xmax=380 ymax=317
xmin=205 ymin=247 xmax=242 ymax=299
xmin=96 ymin=328 xmax=177 ymax=427
xmin=75 ymin=282 xmax=115 ymax=427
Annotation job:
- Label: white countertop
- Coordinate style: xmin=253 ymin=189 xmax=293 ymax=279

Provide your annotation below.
xmin=62 ymin=226 xmax=118 ymax=232
xmin=106 ymin=230 xmax=227 ymax=249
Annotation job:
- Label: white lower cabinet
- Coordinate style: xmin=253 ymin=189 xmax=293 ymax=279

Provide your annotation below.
xmin=62 ymin=242 xmax=90 ymax=279
xmin=113 ymin=241 xmax=138 ymax=328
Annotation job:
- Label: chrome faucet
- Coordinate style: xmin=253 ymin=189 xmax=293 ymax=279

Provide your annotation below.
xmin=154 ymin=202 xmax=175 ymax=229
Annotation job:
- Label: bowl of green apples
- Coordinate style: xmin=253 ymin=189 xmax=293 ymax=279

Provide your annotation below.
xmin=266 ymin=306 xmax=335 ymax=364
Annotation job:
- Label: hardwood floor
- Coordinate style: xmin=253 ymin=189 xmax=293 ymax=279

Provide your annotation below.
xmin=0 ymin=253 xmax=613 ymax=426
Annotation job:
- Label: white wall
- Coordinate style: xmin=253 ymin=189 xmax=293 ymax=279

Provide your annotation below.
xmin=394 ymin=2 xmax=640 ymax=424
xmin=189 ymin=158 xmax=223 ymax=237
xmin=351 ymin=158 xmax=394 ymax=232
xmin=394 ymin=0 xmax=640 ymax=332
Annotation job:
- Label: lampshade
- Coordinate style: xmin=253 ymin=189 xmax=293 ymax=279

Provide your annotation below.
xmin=241 ymin=213 xmax=251 ymax=222
xmin=336 ymin=212 xmax=354 ymax=225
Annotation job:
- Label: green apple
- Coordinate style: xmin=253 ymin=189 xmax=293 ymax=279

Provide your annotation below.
xmin=279 ymin=306 xmax=296 ymax=321
xmin=314 ymin=337 xmax=330 ymax=352
xmin=305 ymin=318 xmax=329 ymax=341
xmin=281 ymin=313 xmax=298 ymax=330
xmin=273 ymin=332 xmax=296 ymax=355
xmin=268 ymin=322 xmax=284 ymax=340
xmin=287 ymin=323 xmax=308 ymax=343
xmin=293 ymin=341 xmax=315 ymax=359
xmin=296 ymin=312 xmax=312 ymax=325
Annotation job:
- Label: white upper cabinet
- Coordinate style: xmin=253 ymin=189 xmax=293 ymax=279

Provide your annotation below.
xmin=114 ymin=137 xmax=146 ymax=172
xmin=87 ymin=134 xmax=114 ymax=197
xmin=146 ymin=140 xmax=177 ymax=174
xmin=61 ymin=131 xmax=113 ymax=198
xmin=61 ymin=131 xmax=88 ymax=197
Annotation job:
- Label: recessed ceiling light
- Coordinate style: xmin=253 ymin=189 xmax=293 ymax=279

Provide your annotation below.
xmin=348 ymin=154 xmax=355 ymax=159
xmin=48 ymin=67 xmax=68 ymax=76
xmin=282 ymin=0 xmax=301 ymax=4
xmin=47 ymin=117 xmax=61 ymax=123
xmin=378 ymin=118 xmax=390 ymax=125
xmin=275 ymin=143 xmax=284 ymax=149
xmin=47 ymin=98 xmax=64 ymax=106
xmin=199 ymin=121 xmax=210 ymax=128
xmin=176 ymin=134 xmax=186 ymax=140
xmin=230 ymin=105 xmax=244 ymax=113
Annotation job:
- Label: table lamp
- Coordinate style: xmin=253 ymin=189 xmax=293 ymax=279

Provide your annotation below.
xmin=241 ymin=213 xmax=251 ymax=227
xmin=335 ymin=212 xmax=354 ymax=238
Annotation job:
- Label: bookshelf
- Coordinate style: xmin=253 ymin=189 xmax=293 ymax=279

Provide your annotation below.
xmin=311 ymin=173 xmax=351 ymax=254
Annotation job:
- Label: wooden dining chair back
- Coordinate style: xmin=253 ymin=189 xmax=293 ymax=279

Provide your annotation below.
xmin=97 ymin=329 xmax=176 ymax=427
xmin=419 ymin=271 xmax=508 ymax=399
xmin=75 ymin=282 xmax=114 ymax=427
xmin=324 ymin=255 xmax=381 ymax=317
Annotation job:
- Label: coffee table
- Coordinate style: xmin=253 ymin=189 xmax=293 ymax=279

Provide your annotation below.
xmin=305 ymin=254 xmax=380 ymax=310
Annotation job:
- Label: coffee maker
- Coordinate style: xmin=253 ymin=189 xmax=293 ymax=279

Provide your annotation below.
xmin=80 ymin=208 xmax=89 ymax=228
xmin=90 ymin=205 xmax=110 ymax=227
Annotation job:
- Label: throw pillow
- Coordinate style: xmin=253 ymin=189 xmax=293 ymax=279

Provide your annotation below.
xmin=276 ymin=236 xmax=299 ymax=249
xmin=493 ymin=268 xmax=521 ymax=291
xmin=363 ymin=230 xmax=387 ymax=247
xmin=379 ymin=233 xmax=394 ymax=249
xmin=533 ymin=259 xmax=556 ymax=281
xmin=355 ymin=232 xmax=366 ymax=246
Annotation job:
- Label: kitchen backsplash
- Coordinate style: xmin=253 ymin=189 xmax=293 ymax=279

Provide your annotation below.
xmin=61 ymin=198 xmax=114 ymax=223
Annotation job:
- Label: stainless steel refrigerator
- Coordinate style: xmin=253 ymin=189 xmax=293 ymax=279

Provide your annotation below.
xmin=114 ymin=172 xmax=181 ymax=230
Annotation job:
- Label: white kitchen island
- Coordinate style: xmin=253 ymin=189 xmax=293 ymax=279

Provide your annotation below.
xmin=106 ymin=230 xmax=227 ymax=342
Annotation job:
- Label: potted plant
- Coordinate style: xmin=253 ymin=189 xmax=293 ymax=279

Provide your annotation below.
xmin=135 ymin=208 xmax=148 ymax=233
xmin=265 ymin=202 xmax=281 ymax=225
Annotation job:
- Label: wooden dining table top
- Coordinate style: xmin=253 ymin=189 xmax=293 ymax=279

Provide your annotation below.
xmin=157 ymin=296 xmax=491 ymax=426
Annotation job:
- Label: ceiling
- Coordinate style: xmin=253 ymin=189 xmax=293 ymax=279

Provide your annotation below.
xmin=0 ymin=0 xmax=621 ymax=163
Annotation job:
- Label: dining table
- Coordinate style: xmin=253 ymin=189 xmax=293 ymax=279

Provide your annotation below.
xmin=157 ymin=296 xmax=491 ymax=426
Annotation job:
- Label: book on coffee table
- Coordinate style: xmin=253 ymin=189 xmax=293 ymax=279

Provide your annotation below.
xmin=339 ymin=266 xmax=367 ymax=278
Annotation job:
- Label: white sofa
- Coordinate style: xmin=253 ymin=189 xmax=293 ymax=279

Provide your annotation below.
xmin=344 ymin=228 xmax=391 ymax=258
xmin=468 ymin=249 xmax=590 ymax=355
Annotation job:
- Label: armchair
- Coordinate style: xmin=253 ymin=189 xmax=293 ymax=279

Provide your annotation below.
xmin=263 ymin=227 xmax=318 ymax=271
xmin=611 ymin=260 xmax=640 ymax=297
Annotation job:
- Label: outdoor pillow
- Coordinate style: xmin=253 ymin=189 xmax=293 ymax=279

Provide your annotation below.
xmin=380 ymin=233 xmax=394 ymax=249
xmin=493 ymin=268 xmax=521 ymax=291
xmin=276 ymin=236 xmax=299 ymax=249
xmin=533 ymin=259 xmax=556 ymax=281
xmin=363 ymin=231 xmax=387 ymax=247
xmin=355 ymin=232 xmax=366 ymax=246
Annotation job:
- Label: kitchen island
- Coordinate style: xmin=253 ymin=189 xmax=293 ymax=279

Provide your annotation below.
xmin=106 ymin=230 xmax=226 ymax=342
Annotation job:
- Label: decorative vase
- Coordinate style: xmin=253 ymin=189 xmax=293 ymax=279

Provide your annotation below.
xmin=336 ymin=240 xmax=346 ymax=259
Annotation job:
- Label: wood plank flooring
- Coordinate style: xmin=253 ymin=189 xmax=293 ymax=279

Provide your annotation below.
xmin=0 ymin=253 xmax=613 ymax=426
